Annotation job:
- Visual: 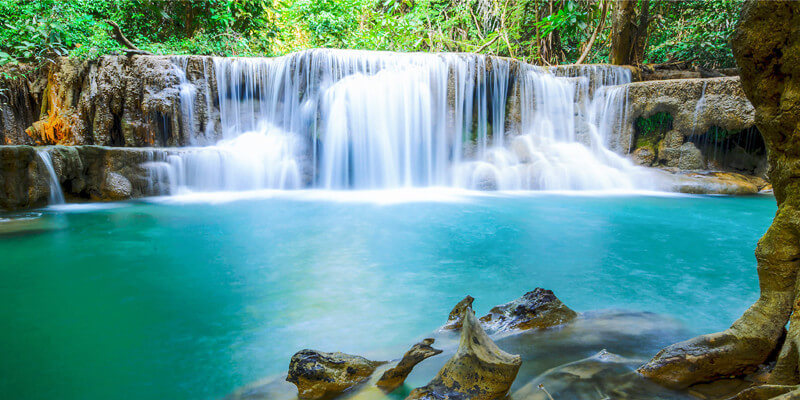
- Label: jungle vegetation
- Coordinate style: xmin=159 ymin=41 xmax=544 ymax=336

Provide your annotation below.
xmin=0 ymin=0 xmax=741 ymax=68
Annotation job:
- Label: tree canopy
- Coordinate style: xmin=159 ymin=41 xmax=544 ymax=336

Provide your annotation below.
xmin=0 ymin=0 xmax=742 ymax=68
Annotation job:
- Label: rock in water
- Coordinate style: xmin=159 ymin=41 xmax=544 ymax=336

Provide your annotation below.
xmin=510 ymin=350 xmax=678 ymax=400
xmin=408 ymin=308 xmax=522 ymax=399
xmin=376 ymin=338 xmax=443 ymax=393
xmin=442 ymin=295 xmax=474 ymax=330
xmin=286 ymin=350 xmax=384 ymax=400
xmin=480 ymin=288 xmax=577 ymax=332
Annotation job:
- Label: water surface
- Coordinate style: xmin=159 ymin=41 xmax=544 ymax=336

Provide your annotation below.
xmin=0 ymin=192 xmax=776 ymax=399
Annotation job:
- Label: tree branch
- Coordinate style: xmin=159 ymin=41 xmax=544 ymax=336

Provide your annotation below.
xmin=104 ymin=20 xmax=151 ymax=55
xmin=576 ymin=0 xmax=609 ymax=65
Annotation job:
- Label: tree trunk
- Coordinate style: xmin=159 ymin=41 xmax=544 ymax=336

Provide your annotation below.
xmin=610 ymin=0 xmax=636 ymax=64
xmin=638 ymin=2 xmax=800 ymax=395
xmin=610 ymin=0 xmax=648 ymax=65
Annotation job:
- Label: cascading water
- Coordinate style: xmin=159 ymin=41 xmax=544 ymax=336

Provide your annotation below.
xmin=150 ymin=49 xmax=661 ymax=193
xmin=37 ymin=150 xmax=65 ymax=205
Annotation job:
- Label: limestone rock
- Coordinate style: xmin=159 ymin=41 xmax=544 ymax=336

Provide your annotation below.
xmin=101 ymin=172 xmax=133 ymax=201
xmin=0 ymin=146 xmax=48 ymax=210
xmin=376 ymin=338 xmax=443 ymax=393
xmin=625 ymin=77 xmax=755 ymax=149
xmin=638 ymin=331 xmax=775 ymax=389
xmin=726 ymin=385 xmax=800 ymax=400
xmin=624 ymin=76 xmax=762 ymax=173
xmin=442 ymin=295 xmax=474 ymax=330
xmin=631 ymin=145 xmax=655 ymax=166
xmin=479 ymin=288 xmax=577 ymax=332
xmin=511 ymin=350 xmax=678 ymax=400
xmin=286 ymin=349 xmax=384 ymax=400
xmin=0 ymin=55 xmax=221 ymax=147
xmin=671 ymin=171 xmax=762 ymax=195
xmin=408 ymin=308 xmax=522 ymax=400
xmin=676 ymin=142 xmax=705 ymax=170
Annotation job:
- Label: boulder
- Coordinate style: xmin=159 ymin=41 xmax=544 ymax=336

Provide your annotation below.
xmin=480 ymin=288 xmax=578 ymax=332
xmin=100 ymin=172 xmax=133 ymax=201
xmin=408 ymin=308 xmax=522 ymax=400
xmin=631 ymin=145 xmax=655 ymax=166
xmin=376 ymin=338 xmax=443 ymax=393
xmin=676 ymin=142 xmax=705 ymax=170
xmin=286 ymin=349 xmax=384 ymax=400
xmin=442 ymin=295 xmax=474 ymax=330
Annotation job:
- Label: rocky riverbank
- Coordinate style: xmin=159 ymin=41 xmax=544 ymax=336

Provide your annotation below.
xmin=225 ymin=289 xmax=767 ymax=400
xmin=0 ymin=145 xmax=174 ymax=210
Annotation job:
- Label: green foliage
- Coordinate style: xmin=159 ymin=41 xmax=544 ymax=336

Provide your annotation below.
xmin=704 ymin=126 xmax=740 ymax=142
xmin=0 ymin=0 xmax=741 ymax=69
xmin=536 ymin=2 xmax=587 ymax=42
xmin=0 ymin=0 xmax=277 ymax=66
xmin=646 ymin=0 xmax=742 ymax=68
xmin=635 ymin=111 xmax=673 ymax=147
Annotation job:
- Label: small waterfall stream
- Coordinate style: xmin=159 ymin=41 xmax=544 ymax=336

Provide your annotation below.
xmin=148 ymin=49 xmax=661 ymax=194
xmin=37 ymin=150 xmax=65 ymax=205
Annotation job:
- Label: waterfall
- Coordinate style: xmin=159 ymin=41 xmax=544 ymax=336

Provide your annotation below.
xmin=37 ymin=150 xmax=65 ymax=205
xmin=150 ymin=49 xmax=660 ymax=193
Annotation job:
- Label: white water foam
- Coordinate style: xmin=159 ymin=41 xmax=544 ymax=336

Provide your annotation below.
xmin=149 ymin=50 xmax=664 ymax=193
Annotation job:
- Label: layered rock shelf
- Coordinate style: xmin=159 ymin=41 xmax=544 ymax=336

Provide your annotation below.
xmin=0 ymin=51 xmax=773 ymax=211
xmin=0 ymin=145 xmax=175 ymax=210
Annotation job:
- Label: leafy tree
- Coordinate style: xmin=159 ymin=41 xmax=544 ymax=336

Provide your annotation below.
xmin=0 ymin=0 xmax=743 ymax=69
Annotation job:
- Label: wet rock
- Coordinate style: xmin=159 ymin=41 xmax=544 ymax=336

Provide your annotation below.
xmin=625 ymin=77 xmax=755 ymax=147
xmin=670 ymin=171 xmax=763 ymax=195
xmin=676 ymin=142 xmax=705 ymax=170
xmin=0 ymin=55 xmax=221 ymax=147
xmin=472 ymin=163 xmax=499 ymax=191
xmin=101 ymin=172 xmax=133 ymax=201
xmin=510 ymin=350 xmax=678 ymax=400
xmin=625 ymin=76 xmax=761 ymax=173
xmin=442 ymin=295 xmax=474 ymax=330
xmin=631 ymin=145 xmax=655 ymax=166
xmin=656 ymin=133 xmax=705 ymax=170
xmin=286 ymin=349 xmax=384 ymax=400
xmin=480 ymin=288 xmax=577 ymax=333
xmin=224 ymin=375 xmax=298 ymax=400
xmin=0 ymin=146 xmax=49 ymax=210
xmin=376 ymin=338 xmax=443 ymax=393
xmin=408 ymin=308 xmax=522 ymax=400
xmin=726 ymin=385 xmax=800 ymax=400
xmin=687 ymin=378 xmax=755 ymax=399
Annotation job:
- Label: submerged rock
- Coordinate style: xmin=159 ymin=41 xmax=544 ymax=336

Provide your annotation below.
xmin=510 ymin=350 xmax=679 ymax=400
xmin=480 ymin=288 xmax=577 ymax=332
xmin=442 ymin=295 xmax=474 ymax=330
xmin=286 ymin=349 xmax=385 ymax=400
xmin=376 ymin=338 xmax=443 ymax=393
xmin=408 ymin=308 xmax=522 ymax=400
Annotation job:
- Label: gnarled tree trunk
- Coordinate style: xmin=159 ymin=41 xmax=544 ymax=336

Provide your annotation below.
xmin=638 ymin=1 xmax=800 ymax=397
